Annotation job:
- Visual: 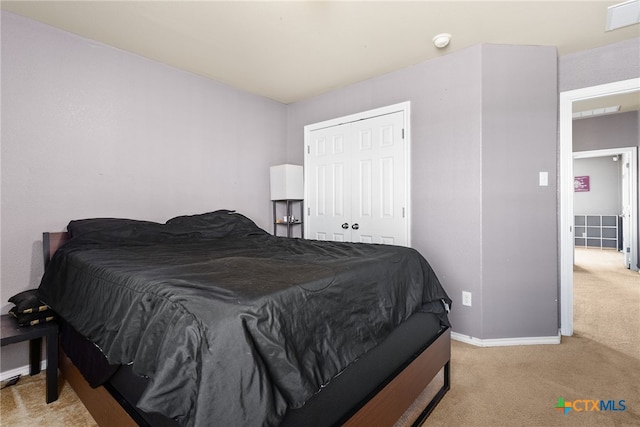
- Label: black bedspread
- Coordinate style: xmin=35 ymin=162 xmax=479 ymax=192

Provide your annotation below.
xmin=38 ymin=211 xmax=451 ymax=427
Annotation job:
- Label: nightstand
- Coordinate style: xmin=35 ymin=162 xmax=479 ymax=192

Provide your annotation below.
xmin=272 ymin=199 xmax=304 ymax=238
xmin=0 ymin=314 xmax=58 ymax=403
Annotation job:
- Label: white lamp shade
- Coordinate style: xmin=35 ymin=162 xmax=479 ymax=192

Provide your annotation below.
xmin=270 ymin=164 xmax=303 ymax=200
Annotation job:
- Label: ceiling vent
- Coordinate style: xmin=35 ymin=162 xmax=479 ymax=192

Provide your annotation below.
xmin=606 ymin=0 xmax=640 ymax=31
xmin=572 ymin=105 xmax=621 ymax=119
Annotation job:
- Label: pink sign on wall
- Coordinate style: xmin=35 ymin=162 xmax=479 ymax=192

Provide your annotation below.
xmin=574 ymin=176 xmax=590 ymax=192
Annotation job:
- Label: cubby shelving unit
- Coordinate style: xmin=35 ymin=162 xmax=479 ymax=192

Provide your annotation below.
xmin=574 ymin=214 xmax=618 ymax=249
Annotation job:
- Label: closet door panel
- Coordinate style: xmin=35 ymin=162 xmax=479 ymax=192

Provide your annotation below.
xmin=350 ymin=112 xmax=406 ymax=245
xmin=307 ymin=125 xmax=352 ymax=241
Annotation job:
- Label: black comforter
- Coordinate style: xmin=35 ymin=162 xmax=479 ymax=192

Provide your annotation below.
xmin=38 ymin=211 xmax=451 ymax=427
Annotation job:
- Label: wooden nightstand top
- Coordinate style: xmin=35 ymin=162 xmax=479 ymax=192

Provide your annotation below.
xmin=1 ymin=313 xmax=58 ymax=346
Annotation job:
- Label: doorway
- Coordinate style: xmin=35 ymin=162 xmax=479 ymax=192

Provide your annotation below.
xmin=559 ymin=77 xmax=640 ymax=336
xmin=573 ymin=147 xmax=638 ymax=269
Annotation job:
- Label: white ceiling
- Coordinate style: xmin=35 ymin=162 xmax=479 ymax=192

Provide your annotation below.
xmin=2 ymin=1 xmax=639 ymax=104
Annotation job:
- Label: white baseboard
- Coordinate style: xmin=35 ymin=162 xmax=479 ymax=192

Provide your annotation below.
xmin=451 ymin=331 xmax=561 ymax=347
xmin=0 ymin=360 xmax=47 ymax=382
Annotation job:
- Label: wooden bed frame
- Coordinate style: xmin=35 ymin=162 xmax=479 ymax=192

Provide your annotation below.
xmin=44 ymin=231 xmax=450 ymax=427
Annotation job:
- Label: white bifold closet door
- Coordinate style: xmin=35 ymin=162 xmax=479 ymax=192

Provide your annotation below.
xmin=305 ymin=109 xmax=409 ymax=246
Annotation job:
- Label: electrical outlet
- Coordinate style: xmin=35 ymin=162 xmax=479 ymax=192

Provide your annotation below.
xmin=462 ymin=291 xmax=472 ymax=307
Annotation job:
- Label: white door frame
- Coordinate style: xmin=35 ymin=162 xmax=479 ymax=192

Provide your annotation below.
xmin=573 ymin=147 xmax=638 ymax=267
xmin=303 ymin=101 xmax=411 ymax=245
xmin=559 ymin=78 xmax=640 ymax=336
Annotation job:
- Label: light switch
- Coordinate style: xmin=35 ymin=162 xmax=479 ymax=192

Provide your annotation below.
xmin=539 ymin=171 xmax=548 ymax=186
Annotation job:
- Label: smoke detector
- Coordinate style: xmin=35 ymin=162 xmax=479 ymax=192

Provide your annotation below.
xmin=432 ymin=33 xmax=451 ymax=49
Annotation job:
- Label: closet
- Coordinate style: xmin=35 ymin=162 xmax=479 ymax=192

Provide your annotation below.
xmin=304 ymin=103 xmax=410 ymax=246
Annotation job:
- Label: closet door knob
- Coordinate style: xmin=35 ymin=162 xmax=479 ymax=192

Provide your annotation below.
xmin=341 ymin=223 xmax=349 ymax=229
xmin=351 ymin=223 xmax=360 ymax=230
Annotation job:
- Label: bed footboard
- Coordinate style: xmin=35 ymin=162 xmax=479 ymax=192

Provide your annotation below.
xmin=58 ymin=345 xmax=138 ymax=426
xmin=59 ymin=328 xmax=451 ymax=427
xmin=343 ymin=327 xmax=450 ymax=427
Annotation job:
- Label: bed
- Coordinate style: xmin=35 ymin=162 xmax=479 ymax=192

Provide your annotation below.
xmin=39 ymin=210 xmax=451 ymax=427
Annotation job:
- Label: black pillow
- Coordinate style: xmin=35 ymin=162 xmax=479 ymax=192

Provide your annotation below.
xmin=9 ymin=306 xmax=56 ymax=326
xmin=8 ymin=289 xmax=49 ymax=314
xmin=67 ymin=218 xmax=161 ymax=238
xmin=166 ymin=210 xmax=267 ymax=238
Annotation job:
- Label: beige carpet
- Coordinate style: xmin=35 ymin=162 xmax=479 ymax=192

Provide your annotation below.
xmin=1 ymin=248 xmax=638 ymax=426
xmin=573 ymin=248 xmax=639 ymax=360
xmin=0 ymin=374 xmax=96 ymax=426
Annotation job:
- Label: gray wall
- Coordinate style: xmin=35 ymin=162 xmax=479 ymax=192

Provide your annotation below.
xmin=573 ymin=111 xmax=639 ymax=152
xmin=573 ymin=111 xmax=638 ymax=217
xmin=480 ymin=45 xmax=558 ymax=339
xmin=1 ymin=12 xmax=287 ymax=372
xmin=559 ymin=38 xmax=640 ymax=92
xmin=287 ymin=44 xmax=559 ymax=340
xmin=574 ymin=157 xmax=621 ymax=216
